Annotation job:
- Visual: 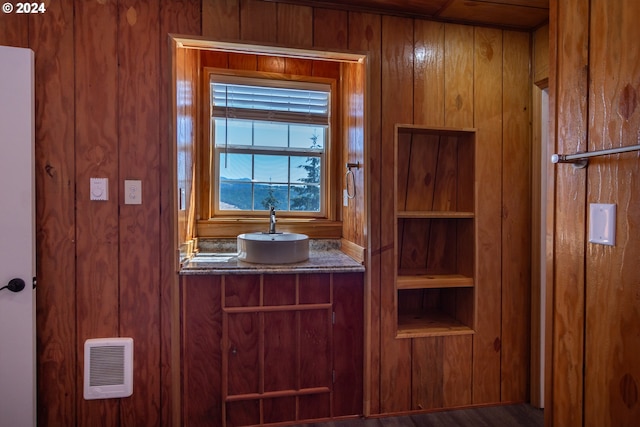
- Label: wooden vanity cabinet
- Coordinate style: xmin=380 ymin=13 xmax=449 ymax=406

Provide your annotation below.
xmin=180 ymin=272 xmax=363 ymax=427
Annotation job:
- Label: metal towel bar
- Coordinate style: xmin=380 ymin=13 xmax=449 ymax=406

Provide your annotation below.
xmin=551 ymin=143 xmax=640 ymax=168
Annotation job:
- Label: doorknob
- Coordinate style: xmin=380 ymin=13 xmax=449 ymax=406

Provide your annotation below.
xmin=1 ymin=278 xmax=25 ymax=293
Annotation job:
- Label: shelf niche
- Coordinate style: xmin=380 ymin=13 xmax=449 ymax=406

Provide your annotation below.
xmin=394 ymin=125 xmax=476 ymax=338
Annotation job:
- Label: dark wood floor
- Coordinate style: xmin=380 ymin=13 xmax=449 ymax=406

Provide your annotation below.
xmin=299 ymin=405 xmax=543 ymax=427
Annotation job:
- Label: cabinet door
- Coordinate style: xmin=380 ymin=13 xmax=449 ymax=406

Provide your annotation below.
xmin=181 ymin=275 xmax=223 ymax=427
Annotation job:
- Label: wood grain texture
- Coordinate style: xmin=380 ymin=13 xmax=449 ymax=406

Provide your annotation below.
xmin=313 ymin=8 xmax=348 ymax=50
xmin=182 ymin=275 xmax=222 ymax=427
xmin=206 ymin=272 xmax=353 ymax=426
xmin=118 ymin=2 xmax=162 ymax=424
xmin=341 ymin=62 xmax=367 ymax=247
xmin=414 ymin=20 xmax=445 ymax=126
xmin=584 ymin=1 xmax=640 ymax=425
xmin=240 ymin=0 xmax=277 ymax=43
xmin=263 ymin=0 xmax=548 ymax=30
xmin=29 ymin=0 xmax=76 ymax=425
xmin=74 ymin=0 xmax=120 ymax=424
xmin=299 ymin=308 xmax=332 ymax=390
xmin=472 ymin=26 xmax=503 ymax=405
xmin=264 ymin=311 xmax=297 ymax=392
xmin=533 ymin=24 xmax=549 ymax=86
xmin=440 ymin=0 xmax=548 ymax=29
xmin=500 ymin=29 xmax=531 ymax=403
xmin=227 ymin=311 xmax=261 ymax=396
xmin=412 ymin=335 xmax=472 ymax=410
xmin=549 ymin=0 xmax=589 ymax=425
xmin=0 ymin=13 xmax=28 ymax=47
xmin=176 ymin=47 xmax=199 ymax=253
xmin=333 ymin=273 xmax=365 ymax=417
xmin=159 ymin=4 xmax=201 ymax=424
xmin=444 ymin=24 xmax=474 ymax=128
xmin=203 ymin=0 xmax=240 ymax=39
xmin=380 ymin=14 xmax=414 ymax=413
xmin=277 ymin=3 xmax=313 ymax=47
xmin=348 ymin=11 xmax=382 ymax=416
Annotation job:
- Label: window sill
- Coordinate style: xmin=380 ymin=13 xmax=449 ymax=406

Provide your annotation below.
xmin=196 ymin=218 xmax=343 ymax=239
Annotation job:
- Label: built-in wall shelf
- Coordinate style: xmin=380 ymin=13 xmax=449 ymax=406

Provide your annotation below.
xmin=397 ymin=310 xmax=475 ymax=338
xmin=396 ymin=274 xmax=474 ymax=289
xmin=394 ymin=124 xmax=476 ymax=337
xmin=397 ymin=211 xmax=474 ymax=219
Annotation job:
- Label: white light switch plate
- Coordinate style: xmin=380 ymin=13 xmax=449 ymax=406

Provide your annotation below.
xmin=589 ymin=203 xmax=616 ymax=246
xmin=124 ymin=180 xmax=142 ymax=205
xmin=90 ymin=177 xmax=108 ymax=201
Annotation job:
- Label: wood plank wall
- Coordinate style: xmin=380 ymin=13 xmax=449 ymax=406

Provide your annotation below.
xmin=0 ymin=0 xmax=532 ymax=425
xmin=549 ymin=0 xmax=640 ymax=426
xmin=0 ymin=1 xmax=201 ymax=426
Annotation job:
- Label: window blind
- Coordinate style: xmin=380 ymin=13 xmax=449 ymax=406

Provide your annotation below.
xmin=212 ymin=82 xmax=330 ymax=126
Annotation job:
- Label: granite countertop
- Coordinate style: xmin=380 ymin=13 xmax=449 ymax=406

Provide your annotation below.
xmin=180 ymin=239 xmax=365 ymax=275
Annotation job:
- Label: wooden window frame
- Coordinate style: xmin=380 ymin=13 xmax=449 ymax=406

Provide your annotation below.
xmin=197 ymin=67 xmax=343 ymax=239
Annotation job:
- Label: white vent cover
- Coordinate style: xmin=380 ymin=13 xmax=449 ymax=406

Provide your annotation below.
xmin=83 ymin=337 xmax=133 ymax=400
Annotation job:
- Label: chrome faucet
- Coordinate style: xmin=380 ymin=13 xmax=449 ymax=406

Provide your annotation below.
xmin=269 ymin=206 xmax=277 ymax=234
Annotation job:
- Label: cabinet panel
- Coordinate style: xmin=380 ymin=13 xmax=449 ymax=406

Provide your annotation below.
xmin=299 ymin=273 xmax=331 ymax=304
xmin=225 ymin=275 xmax=260 ymax=307
xmin=227 ymin=312 xmax=260 ymax=396
xmin=299 ymin=393 xmax=331 ymax=420
xmin=263 ymin=311 xmax=297 ymax=392
xmin=226 ymin=400 xmax=259 ymax=427
xmin=263 ymin=397 xmax=296 ymax=424
xmin=263 ymin=274 xmax=296 ymax=306
xmin=300 ymin=309 xmax=332 ymax=389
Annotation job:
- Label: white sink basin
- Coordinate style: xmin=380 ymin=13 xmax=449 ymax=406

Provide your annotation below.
xmin=237 ymin=232 xmax=309 ymax=264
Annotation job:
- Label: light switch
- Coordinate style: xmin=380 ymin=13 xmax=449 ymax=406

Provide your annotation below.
xmin=90 ymin=178 xmax=108 ymax=201
xmin=589 ymin=203 xmax=616 ymax=246
xmin=124 ymin=180 xmax=142 ymax=205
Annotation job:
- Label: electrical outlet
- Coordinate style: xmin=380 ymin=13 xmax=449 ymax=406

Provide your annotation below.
xmin=124 ymin=180 xmax=142 ymax=205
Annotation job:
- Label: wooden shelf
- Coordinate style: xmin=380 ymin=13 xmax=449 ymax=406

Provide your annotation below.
xmin=397 ymin=310 xmax=475 ymax=338
xmin=396 ymin=274 xmax=473 ymax=289
xmin=396 ymin=124 xmax=477 ymax=136
xmin=397 ymin=210 xmax=474 ymax=219
xmin=394 ymin=124 xmax=476 ymax=335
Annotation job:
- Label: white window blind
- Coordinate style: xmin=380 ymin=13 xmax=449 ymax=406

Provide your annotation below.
xmin=211 ymin=81 xmax=330 ymax=126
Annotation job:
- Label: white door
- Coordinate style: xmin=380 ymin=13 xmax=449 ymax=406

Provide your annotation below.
xmin=0 ymin=45 xmax=36 ymax=427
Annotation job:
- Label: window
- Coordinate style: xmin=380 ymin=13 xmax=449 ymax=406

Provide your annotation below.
xmin=210 ymin=74 xmax=331 ymax=217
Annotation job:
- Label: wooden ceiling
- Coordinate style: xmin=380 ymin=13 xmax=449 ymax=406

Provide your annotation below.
xmin=266 ymin=0 xmax=549 ymax=30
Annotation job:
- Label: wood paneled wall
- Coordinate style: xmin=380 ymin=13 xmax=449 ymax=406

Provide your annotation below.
xmin=549 ymin=0 xmax=640 ymax=426
xmin=0 ymin=0 xmax=532 ymax=425
xmin=1 ymin=1 xmax=201 ymax=425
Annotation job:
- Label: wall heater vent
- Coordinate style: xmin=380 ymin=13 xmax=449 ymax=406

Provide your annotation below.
xmin=83 ymin=337 xmax=133 ymax=400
